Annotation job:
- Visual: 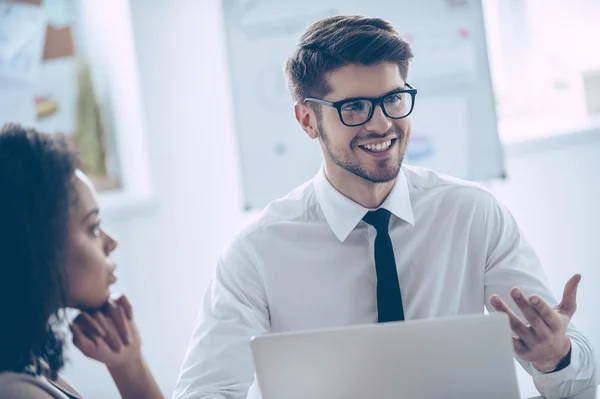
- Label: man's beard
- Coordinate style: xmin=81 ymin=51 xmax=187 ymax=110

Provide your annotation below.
xmin=318 ymin=122 xmax=407 ymax=184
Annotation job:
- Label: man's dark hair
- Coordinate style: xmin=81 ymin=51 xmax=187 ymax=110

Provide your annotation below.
xmin=285 ymin=15 xmax=414 ymax=102
xmin=0 ymin=123 xmax=80 ymax=379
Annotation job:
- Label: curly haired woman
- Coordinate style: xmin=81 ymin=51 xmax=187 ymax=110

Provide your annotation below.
xmin=0 ymin=124 xmax=163 ymax=399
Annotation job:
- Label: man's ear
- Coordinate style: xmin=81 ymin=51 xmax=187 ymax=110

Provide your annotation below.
xmin=294 ymin=102 xmax=319 ymax=139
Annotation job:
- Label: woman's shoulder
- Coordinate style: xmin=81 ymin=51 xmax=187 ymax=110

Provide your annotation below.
xmin=0 ymin=371 xmax=72 ymax=399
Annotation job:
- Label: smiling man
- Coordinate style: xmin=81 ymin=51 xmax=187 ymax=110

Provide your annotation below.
xmin=173 ymin=15 xmax=596 ymax=399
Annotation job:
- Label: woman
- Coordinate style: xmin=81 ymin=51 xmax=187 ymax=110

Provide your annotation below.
xmin=0 ymin=124 xmax=164 ymax=399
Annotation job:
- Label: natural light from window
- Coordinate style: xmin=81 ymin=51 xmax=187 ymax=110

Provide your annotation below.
xmin=483 ymin=0 xmax=600 ymax=143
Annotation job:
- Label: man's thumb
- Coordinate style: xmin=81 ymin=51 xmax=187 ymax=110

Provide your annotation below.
xmin=558 ymin=274 xmax=581 ymax=317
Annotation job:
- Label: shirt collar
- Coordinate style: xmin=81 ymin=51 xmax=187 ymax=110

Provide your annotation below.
xmin=313 ymin=165 xmax=415 ymax=242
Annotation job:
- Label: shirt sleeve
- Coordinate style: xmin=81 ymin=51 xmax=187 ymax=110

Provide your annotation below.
xmin=482 ymin=193 xmax=597 ymax=399
xmin=172 ymin=237 xmax=270 ymax=399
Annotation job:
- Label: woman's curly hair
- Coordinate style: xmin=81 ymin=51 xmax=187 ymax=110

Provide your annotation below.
xmin=0 ymin=123 xmax=80 ymax=379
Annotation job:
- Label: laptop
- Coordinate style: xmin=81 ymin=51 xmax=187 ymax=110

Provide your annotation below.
xmin=250 ymin=313 xmax=521 ymax=399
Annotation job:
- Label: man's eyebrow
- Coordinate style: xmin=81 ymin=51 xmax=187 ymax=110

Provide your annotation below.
xmin=339 ymin=87 xmax=406 ymax=102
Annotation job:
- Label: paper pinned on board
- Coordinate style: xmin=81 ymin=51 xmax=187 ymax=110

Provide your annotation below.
xmin=42 ymin=0 xmax=72 ymax=28
xmin=0 ymin=2 xmax=47 ymax=82
xmin=32 ymin=57 xmax=77 ymax=134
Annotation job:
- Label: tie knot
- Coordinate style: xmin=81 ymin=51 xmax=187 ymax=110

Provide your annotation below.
xmin=362 ymin=208 xmax=391 ymax=232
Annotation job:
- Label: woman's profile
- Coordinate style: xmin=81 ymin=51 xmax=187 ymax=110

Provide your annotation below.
xmin=0 ymin=124 xmax=163 ymax=399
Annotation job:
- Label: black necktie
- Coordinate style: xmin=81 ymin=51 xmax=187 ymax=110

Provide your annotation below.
xmin=363 ymin=209 xmax=405 ymax=323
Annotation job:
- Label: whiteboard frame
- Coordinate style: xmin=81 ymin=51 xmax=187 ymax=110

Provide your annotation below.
xmin=221 ymin=0 xmax=506 ymax=210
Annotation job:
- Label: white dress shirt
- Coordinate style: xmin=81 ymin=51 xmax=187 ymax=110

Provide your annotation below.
xmin=173 ymin=165 xmax=597 ymax=399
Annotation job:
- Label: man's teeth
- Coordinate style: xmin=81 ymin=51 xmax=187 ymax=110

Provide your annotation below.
xmin=362 ymin=140 xmax=392 ymax=152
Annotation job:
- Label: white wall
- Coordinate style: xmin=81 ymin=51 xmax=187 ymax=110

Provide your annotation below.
xmin=61 ymin=1 xmax=600 ymax=398
xmin=62 ymin=0 xmax=251 ymax=397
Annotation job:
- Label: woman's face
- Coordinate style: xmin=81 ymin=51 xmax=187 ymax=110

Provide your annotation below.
xmin=65 ymin=170 xmax=118 ymax=310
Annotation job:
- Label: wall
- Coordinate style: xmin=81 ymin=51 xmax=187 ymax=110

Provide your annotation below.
xmin=494 ymin=133 xmax=600 ymax=397
xmin=60 ymin=0 xmax=600 ymax=398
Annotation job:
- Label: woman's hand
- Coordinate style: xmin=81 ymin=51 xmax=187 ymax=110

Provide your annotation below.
xmin=70 ymin=294 xmax=141 ymax=369
xmin=71 ymin=295 xmax=164 ymax=399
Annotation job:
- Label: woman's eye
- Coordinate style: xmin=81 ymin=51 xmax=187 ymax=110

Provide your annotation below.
xmin=91 ymin=221 xmax=102 ymax=237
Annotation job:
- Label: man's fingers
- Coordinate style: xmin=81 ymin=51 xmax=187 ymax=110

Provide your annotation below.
xmin=562 ymin=274 xmax=582 ymax=300
xmin=116 ymin=295 xmax=134 ymax=320
xmin=558 ymin=274 xmax=581 ymax=317
xmin=509 ymin=288 xmax=550 ymax=339
xmin=490 ymin=295 xmax=535 ymax=343
xmin=106 ymin=302 xmax=130 ymax=345
xmin=512 ymin=336 xmax=529 ymax=357
xmin=528 ymin=295 xmax=562 ymax=331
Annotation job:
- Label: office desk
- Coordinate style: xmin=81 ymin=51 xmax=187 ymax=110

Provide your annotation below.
xmin=527 ymin=386 xmax=598 ymax=399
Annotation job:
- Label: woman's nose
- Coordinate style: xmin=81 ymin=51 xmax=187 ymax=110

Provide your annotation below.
xmin=103 ymin=229 xmax=118 ymax=254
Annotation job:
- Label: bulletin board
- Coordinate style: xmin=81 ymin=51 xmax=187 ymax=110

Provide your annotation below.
xmin=0 ymin=0 xmax=120 ymax=191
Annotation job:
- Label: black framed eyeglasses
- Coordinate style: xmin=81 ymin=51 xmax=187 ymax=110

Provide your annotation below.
xmin=303 ymin=83 xmax=418 ymax=127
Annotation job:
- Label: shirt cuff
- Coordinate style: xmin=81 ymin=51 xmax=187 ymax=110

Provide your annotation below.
xmin=530 ymin=341 xmax=580 ymax=382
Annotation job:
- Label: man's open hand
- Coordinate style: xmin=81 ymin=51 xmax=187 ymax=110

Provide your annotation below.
xmin=489 ymin=274 xmax=581 ymax=372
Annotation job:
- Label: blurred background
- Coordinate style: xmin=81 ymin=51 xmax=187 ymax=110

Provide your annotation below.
xmin=1 ymin=0 xmax=599 ymax=398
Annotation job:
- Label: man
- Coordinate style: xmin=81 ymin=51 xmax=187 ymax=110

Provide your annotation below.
xmin=173 ymin=15 xmax=596 ymax=399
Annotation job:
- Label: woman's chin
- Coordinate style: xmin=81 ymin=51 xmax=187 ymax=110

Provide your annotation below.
xmin=71 ymin=293 xmax=112 ymax=312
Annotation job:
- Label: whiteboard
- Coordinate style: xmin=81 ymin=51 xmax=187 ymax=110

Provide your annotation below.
xmin=221 ymin=0 xmax=505 ymax=210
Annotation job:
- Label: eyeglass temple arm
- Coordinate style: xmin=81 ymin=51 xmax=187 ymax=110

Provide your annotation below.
xmin=303 ymin=98 xmax=335 ymax=106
